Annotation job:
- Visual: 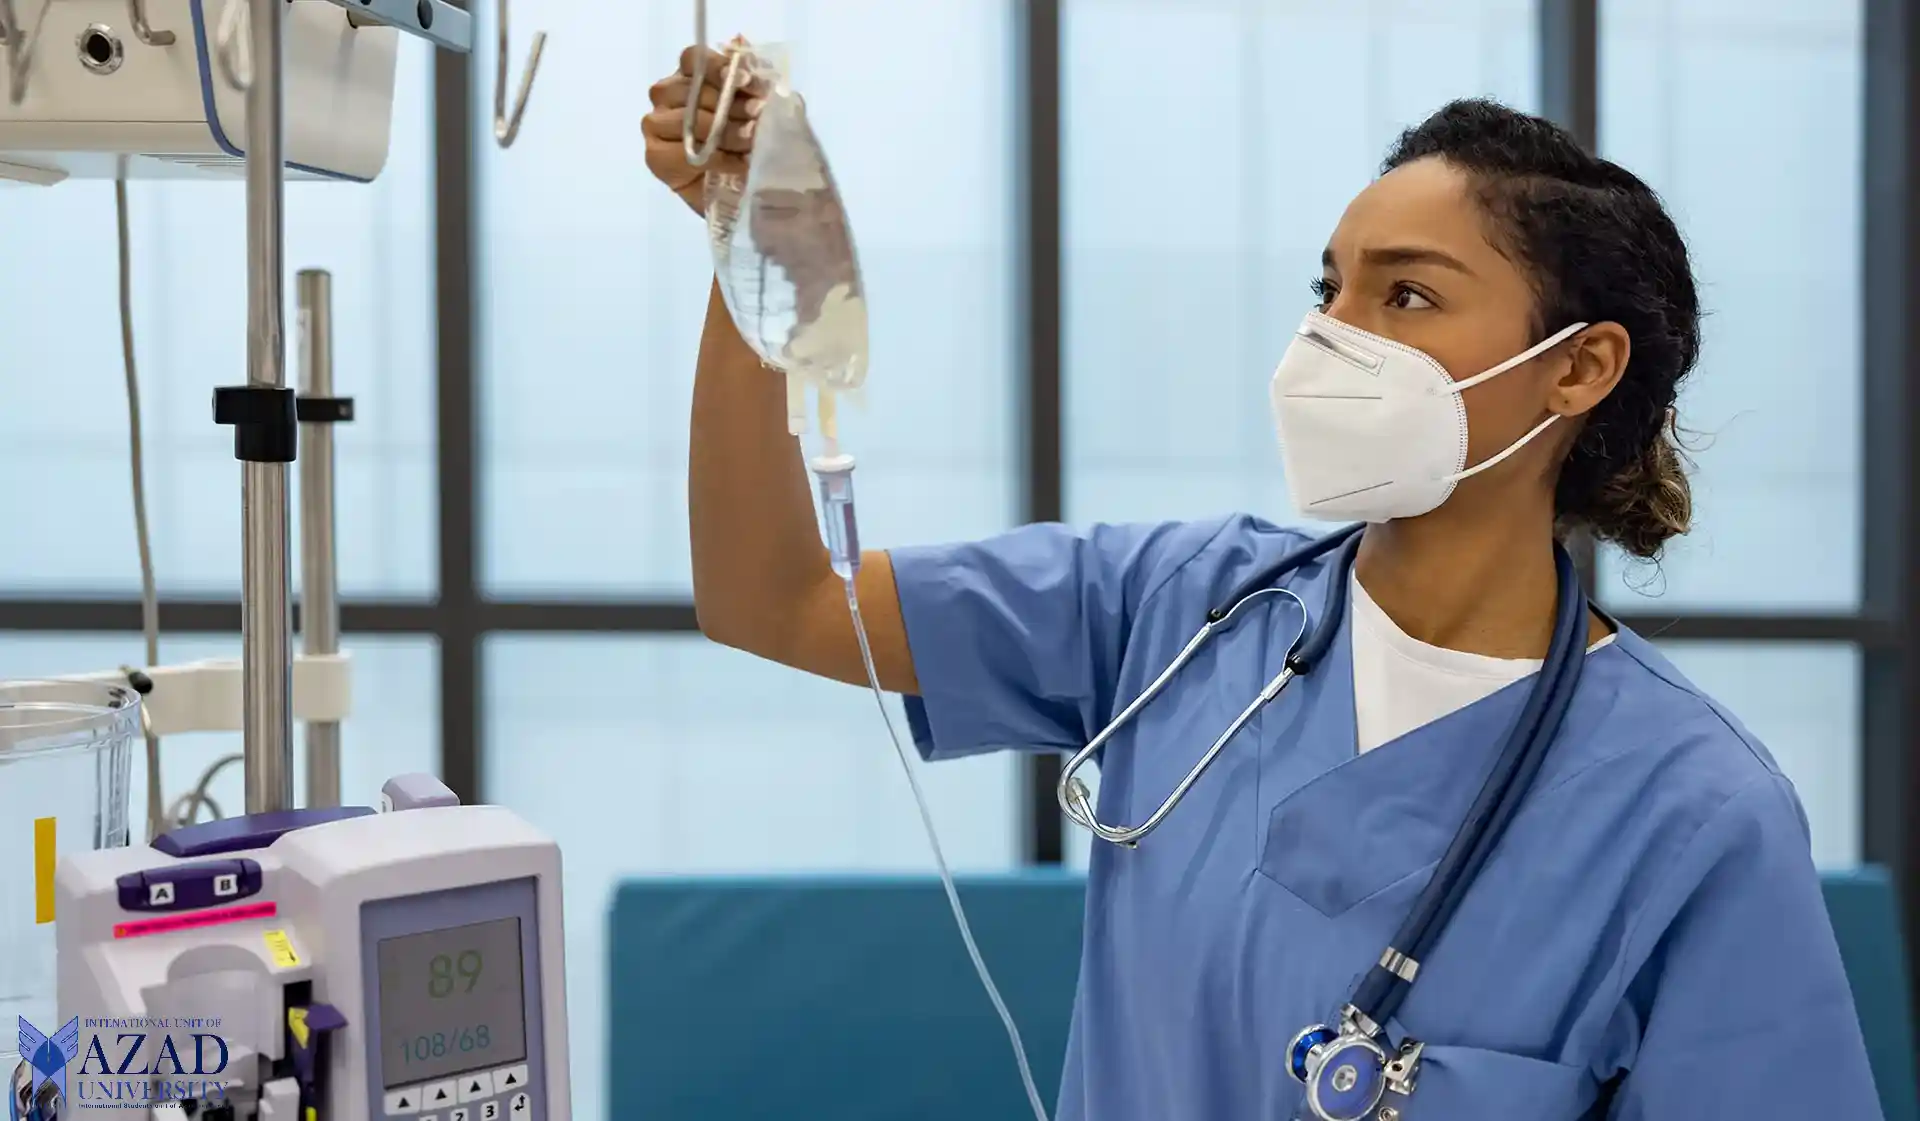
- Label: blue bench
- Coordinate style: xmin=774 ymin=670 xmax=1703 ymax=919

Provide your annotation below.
xmin=608 ymin=869 xmax=1916 ymax=1120
xmin=1825 ymin=867 xmax=1919 ymax=1121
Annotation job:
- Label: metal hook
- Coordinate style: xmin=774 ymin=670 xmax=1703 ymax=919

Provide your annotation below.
xmin=214 ymin=0 xmax=250 ymax=90
xmin=680 ymin=0 xmax=743 ymax=168
xmin=0 ymin=0 xmax=46 ymax=106
xmin=492 ymin=0 xmax=545 ymax=147
xmin=127 ymin=0 xmax=176 ymax=47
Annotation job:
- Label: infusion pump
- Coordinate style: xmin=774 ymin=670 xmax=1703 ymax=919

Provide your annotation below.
xmin=49 ymin=774 xmax=570 ymax=1121
xmin=0 ymin=0 xmax=469 ymax=184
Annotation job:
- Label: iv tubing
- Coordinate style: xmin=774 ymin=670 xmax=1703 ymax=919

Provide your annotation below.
xmin=816 ymin=460 xmax=1051 ymax=1121
xmin=114 ymin=179 xmax=167 ymax=842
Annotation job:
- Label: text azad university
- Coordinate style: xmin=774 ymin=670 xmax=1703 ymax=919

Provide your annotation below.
xmin=74 ymin=1018 xmax=231 ymax=1104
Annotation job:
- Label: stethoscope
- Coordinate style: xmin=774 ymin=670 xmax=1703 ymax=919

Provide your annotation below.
xmin=1056 ymin=524 xmax=1591 ymax=1121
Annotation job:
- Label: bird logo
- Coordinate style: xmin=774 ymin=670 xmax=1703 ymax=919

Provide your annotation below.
xmin=11 ymin=1018 xmax=79 ymax=1121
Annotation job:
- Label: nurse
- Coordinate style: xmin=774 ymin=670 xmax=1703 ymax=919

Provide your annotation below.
xmin=645 ymin=51 xmax=1881 ymax=1121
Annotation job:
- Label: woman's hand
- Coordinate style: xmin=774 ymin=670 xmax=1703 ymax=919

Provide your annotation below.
xmin=643 ymin=45 xmax=765 ymax=215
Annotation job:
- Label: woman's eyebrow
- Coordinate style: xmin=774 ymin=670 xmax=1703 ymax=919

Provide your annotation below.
xmin=1322 ymin=245 xmax=1477 ymax=276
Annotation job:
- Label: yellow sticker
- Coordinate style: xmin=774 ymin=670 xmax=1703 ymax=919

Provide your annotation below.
xmin=34 ymin=817 xmax=56 ymax=925
xmin=287 ymin=1007 xmax=310 ymax=1048
xmin=264 ymin=929 xmax=301 ymax=969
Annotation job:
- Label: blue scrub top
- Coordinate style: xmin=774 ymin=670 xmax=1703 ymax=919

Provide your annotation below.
xmin=889 ymin=514 xmax=1881 ymax=1121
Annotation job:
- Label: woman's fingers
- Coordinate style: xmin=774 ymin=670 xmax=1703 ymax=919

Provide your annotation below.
xmin=640 ymin=107 xmax=756 ymax=154
xmin=693 ymin=152 xmax=748 ymax=180
xmin=676 ymin=44 xmax=768 ymax=96
xmin=648 ymin=73 xmax=764 ymax=118
xmin=643 ymin=46 xmax=764 ymax=213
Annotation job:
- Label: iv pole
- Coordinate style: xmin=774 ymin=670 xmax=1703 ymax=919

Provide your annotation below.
xmin=240 ymin=0 xmax=293 ymax=815
xmin=222 ymin=0 xmax=538 ymax=816
xmin=299 ymin=269 xmax=344 ymax=809
xmin=0 ymin=0 xmax=533 ymax=822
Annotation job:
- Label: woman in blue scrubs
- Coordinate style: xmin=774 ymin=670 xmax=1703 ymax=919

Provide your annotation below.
xmin=646 ymin=51 xmax=1879 ymax=1121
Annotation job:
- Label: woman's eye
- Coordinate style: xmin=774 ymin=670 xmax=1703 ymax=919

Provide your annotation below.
xmin=1309 ymin=278 xmax=1337 ymax=308
xmin=1389 ymin=284 xmax=1435 ymax=311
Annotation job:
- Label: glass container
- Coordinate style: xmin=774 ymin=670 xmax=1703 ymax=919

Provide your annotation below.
xmin=0 ymin=680 xmax=137 ymax=1074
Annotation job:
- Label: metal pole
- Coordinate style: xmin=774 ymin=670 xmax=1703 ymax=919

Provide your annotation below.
xmin=242 ymin=0 xmax=293 ymax=815
xmin=1861 ymin=0 xmax=1920 ymax=1018
xmin=298 ymin=269 xmax=342 ymax=808
xmin=1016 ymin=0 xmax=1064 ymax=865
xmin=434 ymin=42 xmax=483 ymax=805
xmin=1538 ymin=0 xmax=1600 ymax=596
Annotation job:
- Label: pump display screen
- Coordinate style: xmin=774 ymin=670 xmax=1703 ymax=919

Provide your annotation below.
xmin=376 ymin=916 xmax=528 ymax=1088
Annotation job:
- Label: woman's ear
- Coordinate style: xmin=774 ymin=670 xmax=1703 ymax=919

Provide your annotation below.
xmin=1553 ymin=322 xmax=1631 ymax=419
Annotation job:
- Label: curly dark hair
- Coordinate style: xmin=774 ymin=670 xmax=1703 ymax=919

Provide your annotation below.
xmin=1382 ymin=98 xmax=1701 ymax=559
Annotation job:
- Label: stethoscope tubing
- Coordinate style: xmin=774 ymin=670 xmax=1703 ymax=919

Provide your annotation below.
xmin=1056 ymin=527 xmax=1363 ymax=846
xmin=1347 ymin=543 xmax=1589 ymax=1028
xmin=1057 ymin=522 xmax=1590 ymax=1035
xmin=1056 ymin=521 xmax=1591 ymax=1121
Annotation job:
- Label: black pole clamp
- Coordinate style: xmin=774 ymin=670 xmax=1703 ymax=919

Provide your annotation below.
xmin=296 ymin=396 xmax=355 ymax=424
xmin=213 ymin=385 xmax=298 ymax=463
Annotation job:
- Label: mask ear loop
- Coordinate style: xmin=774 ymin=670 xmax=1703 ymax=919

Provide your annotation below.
xmin=1439 ymin=322 xmax=1590 ymax=484
xmin=1444 ymin=414 xmax=1562 ymax=482
xmin=1447 ymin=321 xmax=1589 ymax=393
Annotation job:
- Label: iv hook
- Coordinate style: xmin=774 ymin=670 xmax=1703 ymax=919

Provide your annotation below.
xmin=127 ymin=0 xmax=176 ymax=46
xmin=213 ymin=0 xmax=249 ymax=91
xmin=493 ymin=0 xmax=546 ymax=147
xmin=0 ymin=0 xmax=48 ymax=107
xmin=681 ymin=0 xmax=744 ymax=168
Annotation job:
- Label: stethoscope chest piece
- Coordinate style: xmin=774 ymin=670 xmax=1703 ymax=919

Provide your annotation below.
xmin=1290 ymin=1020 xmax=1423 ymax=1121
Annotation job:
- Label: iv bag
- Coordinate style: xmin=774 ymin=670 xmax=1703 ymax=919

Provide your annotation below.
xmin=704 ymin=43 xmax=869 ymax=400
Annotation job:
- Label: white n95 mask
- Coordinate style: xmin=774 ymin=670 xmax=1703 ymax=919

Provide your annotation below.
xmin=1269 ymin=311 xmax=1588 ymax=522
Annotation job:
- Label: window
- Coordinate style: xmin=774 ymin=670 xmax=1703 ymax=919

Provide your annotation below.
xmin=1595 ymin=0 xmax=1863 ymax=610
xmin=473 ymin=0 xmax=1019 ymax=595
xmin=1060 ymin=0 xmax=1538 ymax=870
xmin=1062 ymin=0 xmax=1540 ymax=525
xmin=0 ymin=40 xmax=438 ymax=598
xmin=485 ymin=634 xmax=1019 ymax=1121
xmin=470 ymin=6 xmax=1026 ymax=1095
xmin=0 ymin=634 xmax=440 ymax=821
